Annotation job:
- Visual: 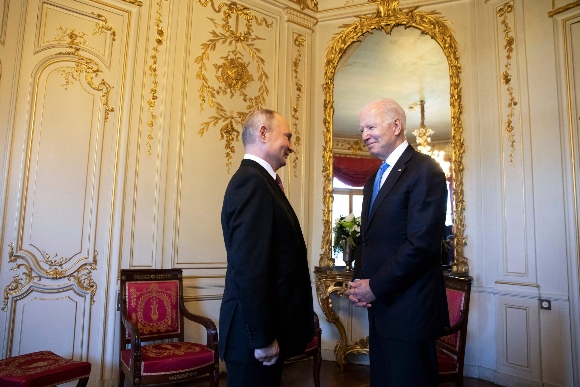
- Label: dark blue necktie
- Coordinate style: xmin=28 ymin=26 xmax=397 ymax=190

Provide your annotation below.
xmin=369 ymin=162 xmax=389 ymax=214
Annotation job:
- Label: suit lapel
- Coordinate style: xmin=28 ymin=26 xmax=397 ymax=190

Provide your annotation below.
xmin=366 ymin=145 xmax=414 ymax=229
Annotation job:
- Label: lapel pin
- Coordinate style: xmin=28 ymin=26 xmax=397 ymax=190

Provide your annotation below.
xmin=398 ymin=169 xmax=402 ymax=171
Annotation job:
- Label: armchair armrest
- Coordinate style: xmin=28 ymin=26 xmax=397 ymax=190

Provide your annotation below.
xmin=180 ymin=301 xmax=218 ymax=351
xmin=441 ymin=310 xmax=466 ymax=337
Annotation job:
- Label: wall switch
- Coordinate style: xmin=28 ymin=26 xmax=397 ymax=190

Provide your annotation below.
xmin=539 ymin=299 xmax=551 ymax=310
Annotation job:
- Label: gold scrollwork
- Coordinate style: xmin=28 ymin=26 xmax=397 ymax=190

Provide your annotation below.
xmin=92 ymin=13 xmax=117 ymax=42
xmin=2 ymin=243 xmax=41 ymax=311
xmin=2 ymin=243 xmax=99 ymax=309
xmin=195 ymin=0 xmax=273 ymax=172
xmin=321 ymin=0 xmax=468 ymax=274
xmin=291 ymin=34 xmax=306 ymax=177
xmin=55 ymin=26 xmax=115 ymax=122
xmin=67 ymin=254 xmax=98 ymax=305
xmin=497 ymin=2 xmax=517 ymax=165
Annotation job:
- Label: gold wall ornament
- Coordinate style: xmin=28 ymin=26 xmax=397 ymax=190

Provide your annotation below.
xmin=54 ymin=26 xmax=88 ymax=47
xmin=195 ymin=0 xmax=274 ymax=172
xmin=122 ymin=0 xmax=144 ymax=6
xmin=288 ymin=0 xmax=319 ymax=12
xmin=291 ymin=34 xmax=306 ymax=177
xmin=67 ymin=254 xmax=98 ymax=305
xmin=145 ymin=0 xmax=169 ymax=156
xmin=320 ymin=0 xmax=468 ymax=274
xmin=497 ymin=2 xmax=518 ymax=165
xmin=2 ymin=243 xmax=40 ymax=311
xmin=2 ymin=242 xmax=99 ymax=310
xmin=55 ymin=26 xmax=115 ymax=122
xmin=333 ymin=137 xmax=368 ymax=155
xmin=92 ymin=13 xmax=116 ymax=42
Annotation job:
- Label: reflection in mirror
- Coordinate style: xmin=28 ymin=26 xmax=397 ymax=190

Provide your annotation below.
xmin=320 ymin=0 xmax=468 ymax=274
xmin=331 ymin=27 xmax=453 ymax=267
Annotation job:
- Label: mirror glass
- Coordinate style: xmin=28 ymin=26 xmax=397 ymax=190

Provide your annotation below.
xmin=331 ymin=27 xmax=454 ymax=267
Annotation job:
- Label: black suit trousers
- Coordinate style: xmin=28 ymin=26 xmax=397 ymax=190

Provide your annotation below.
xmin=368 ymin=311 xmax=438 ymax=387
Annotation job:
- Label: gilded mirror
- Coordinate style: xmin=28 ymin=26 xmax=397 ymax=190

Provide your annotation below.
xmin=320 ymin=0 xmax=468 ymax=274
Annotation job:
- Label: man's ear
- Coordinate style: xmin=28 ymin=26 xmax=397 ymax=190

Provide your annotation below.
xmin=258 ymin=125 xmax=268 ymax=143
xmin=392 ymin=118 xmax=402 ymax=136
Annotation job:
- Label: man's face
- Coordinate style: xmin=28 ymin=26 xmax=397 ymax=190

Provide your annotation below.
xmin=264 ymin=114 xmax=294 ymax=171
xmin=359 ymin=104 xmax=400 ymax=160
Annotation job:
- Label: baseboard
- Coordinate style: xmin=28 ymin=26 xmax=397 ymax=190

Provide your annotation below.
xmin=466 ymin=365 xmax=547 ymax=387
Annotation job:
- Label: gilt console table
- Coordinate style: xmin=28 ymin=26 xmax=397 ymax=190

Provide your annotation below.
xmin=314 ymin=266 xmax=369 ymax=366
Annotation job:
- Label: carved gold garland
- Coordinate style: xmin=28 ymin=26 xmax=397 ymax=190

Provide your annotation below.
xmin=146 ymin=0 xmax=169 ymax=156
xmin=195 ymin=0 xmax=273 ymax=172
xmin=320 ymin=0 xmax=468 ymax=274
xmin=291 ymin=34 xmax=306 ymax=177
xmin=497 ymin=2 xmax=517 ymax=165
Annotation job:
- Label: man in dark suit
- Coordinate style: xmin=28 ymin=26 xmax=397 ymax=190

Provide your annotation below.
xmin=219 ymin=109 xmax=314 ymax=387
xmin=346 ymin=98 xmax=449 ymax=386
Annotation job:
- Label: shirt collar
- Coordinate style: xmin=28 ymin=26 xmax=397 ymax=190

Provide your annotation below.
xmin=244 ymin=154 xmax=276 ymax=179
xmin=384 ymin=140 xmax=408 ymax=166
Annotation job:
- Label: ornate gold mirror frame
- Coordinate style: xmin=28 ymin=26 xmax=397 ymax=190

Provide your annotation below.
xmin=319 ymin=0 xmax=468 ymax=274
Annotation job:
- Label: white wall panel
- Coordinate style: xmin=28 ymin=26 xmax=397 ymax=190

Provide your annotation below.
xmin=495 ymin=293 xmax=541 ymax=383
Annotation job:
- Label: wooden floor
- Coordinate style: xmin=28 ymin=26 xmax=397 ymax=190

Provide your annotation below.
xmin=187 ymin=359 xmax=503 ymax=387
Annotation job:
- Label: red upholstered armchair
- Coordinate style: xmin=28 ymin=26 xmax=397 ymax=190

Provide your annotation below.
xmin=118 ymin=269 xmax=219 ymax=387
xmin=284 ymin=311 xmax=322 ymax=387
xmin=437 ymin=275 xmax=473 ymax=387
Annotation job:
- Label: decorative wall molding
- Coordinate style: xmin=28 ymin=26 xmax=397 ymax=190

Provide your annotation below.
xmin=2 ymin=243 xmax=97 ymax=311
xmin=288 ymin=0 xmax=318 ymax=12
xmin=290 ymin=33 xmax=305 ymax=177
xmin=145 ymin=0 xmax=169 ymax=156
xmin=548 ymin=0 xmax=580 ymax=17
xmin=497 ymin=2 xmax=517 ymax=165
xmin=0 ymin=0 xmax=8 ymax=46
xmin=122 ymin=0 xmax=143 ymax=6
xmin=283 ymin=7 xmax=317 ymax=29
xmin=333 ymin=137 xmax=369 ymax=156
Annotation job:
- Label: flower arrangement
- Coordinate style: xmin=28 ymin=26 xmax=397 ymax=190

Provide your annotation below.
xmin=332 ymin=213 xmax=361 ymax=254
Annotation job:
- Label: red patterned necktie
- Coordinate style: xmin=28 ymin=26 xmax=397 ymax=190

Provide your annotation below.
xmin=275 ymin=174 xmax=285 ymax=193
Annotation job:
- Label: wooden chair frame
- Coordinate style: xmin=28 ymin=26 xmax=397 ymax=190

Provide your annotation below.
xmin=284 ymin=312 xmax=322 ymax=387
xmin=118 ymin=269 xmax=219 ymax=387
xmin=437 ymin=274 xmax=472 ymax=387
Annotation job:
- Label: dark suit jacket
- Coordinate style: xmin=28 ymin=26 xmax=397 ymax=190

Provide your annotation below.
xmin=354 ymin=144 xmax=449 ymax=342
xmin=219 ymin=159 xmax=314 ymax=363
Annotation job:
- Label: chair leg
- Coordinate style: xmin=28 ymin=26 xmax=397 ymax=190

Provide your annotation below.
xmin=118 ymin=368 xmax=125 ymax=387
xmin=76 ymin=376 xmax=90 ymax=387
xmin=210 ymin=367 xmax=219 ymax=387
xmin=313 ymin=352 xmax=322 ymax=387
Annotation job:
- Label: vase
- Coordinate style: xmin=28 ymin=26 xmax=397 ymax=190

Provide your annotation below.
xmin=343 ymin=242 xmax=353 ymax=272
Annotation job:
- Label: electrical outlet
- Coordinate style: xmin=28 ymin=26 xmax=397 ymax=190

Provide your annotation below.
xmin=539 ymin=299 xmax=551 ymax=310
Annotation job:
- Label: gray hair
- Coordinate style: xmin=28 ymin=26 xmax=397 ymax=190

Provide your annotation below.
xmin=364 ymin=98 xmax=407 ymax=132
xmin=242 ymin=109 xmax=277 ymax=147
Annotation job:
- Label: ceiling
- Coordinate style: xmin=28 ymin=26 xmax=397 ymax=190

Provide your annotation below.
xmin=332 ymin=26 xmax=452 ymax=144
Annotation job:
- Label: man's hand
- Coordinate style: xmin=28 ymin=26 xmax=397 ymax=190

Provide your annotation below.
xmin=254 ymin=339 xmax=280 ymax=366
xmin=345 ymin=279 xmax=376 ymax=308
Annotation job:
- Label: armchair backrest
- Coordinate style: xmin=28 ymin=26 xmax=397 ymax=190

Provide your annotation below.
xmin=120 ymin=269 xmax=185 ymax=343
xmin=437 ymin=275 xmax=472 ymax=359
